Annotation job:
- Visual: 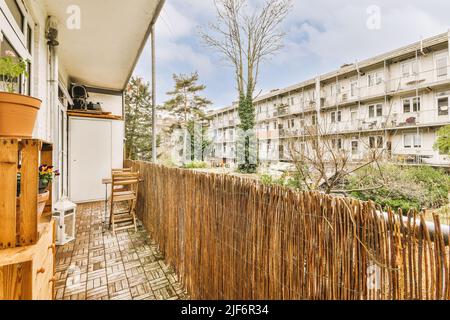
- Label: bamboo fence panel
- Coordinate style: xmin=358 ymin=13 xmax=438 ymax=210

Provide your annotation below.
xmin=127 ymin=161 xmax=450 ymax=300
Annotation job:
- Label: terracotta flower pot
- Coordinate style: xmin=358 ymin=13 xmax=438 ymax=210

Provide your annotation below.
xmin=0 ymin=92 xmax=41 ymax=138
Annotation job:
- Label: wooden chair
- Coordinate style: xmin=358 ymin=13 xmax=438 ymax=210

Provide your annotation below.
xmin=109 ymin=171 xmax=140 ymax=233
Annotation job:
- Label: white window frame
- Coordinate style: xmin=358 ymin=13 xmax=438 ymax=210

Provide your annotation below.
xmin=368 ymin=72 xmax=383 ymax=87
xmin=368 ymin=104 xmax=382 ymax=118
xmin=350 ymin=81 xmax=358 ymax=97
xmin=0 ymin=0 xmax=33 ymax=60
xmin=437 ymin=95 xmax=449 ymax=116
xmin=351 ymin=140 xmax=358 ymax=155
xmin=401 ymin=61 xmax=419 ymax=78
xmin=404 ymin=133 xmax=421 ymax=149
xmin=435 ymin=52 xmax=448 ymax=80
xmin=402 ymin=96 xmax=421 ymax=114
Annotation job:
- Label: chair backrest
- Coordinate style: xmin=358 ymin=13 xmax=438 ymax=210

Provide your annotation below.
xmin=112 ymin=168 xmax=132 ymax=174
xmin=111 ymin=172 xmax=140 ymax=192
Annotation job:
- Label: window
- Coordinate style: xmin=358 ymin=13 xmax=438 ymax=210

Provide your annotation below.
xmin=369 ymin=136 xmax=383 ymax=149
xmin=403 ymin=97 xmax=421 ymax=113
xmin=288 ymin=118 xmax=295 ymax=129
xmin=312 ymin=114 xmax=317 ymax=125
xmin=5 ymin=0 xmax=24 ymax=31
xmin=273 ymin=122 xmax=277 ymax=130
xmin=368 ymin=104 xmax=382 ymax=118
xmin=291 ymin=97 xmax=294 ymax=105
xmin=351 ymin=141 xmax=358 ymax=155
xmin=27 ymin=24 xmax=32 ymax=53
xmin=438 ymin=97 xmax=449 ymax=116
xmin=332 ymin=138 xmax=343 ymax=150
xmin=0 ymin=36 xmax=21 ymax=93
xmin=404 ymin=133 xmax=421 ymax=148
xmin=436 ymin=55 xmax=448 ymax=78
xmin=402 ymin=61 xmax=419 ymax=77
xmin=350 ymin=109 xmax=358 ymax=123
xmin=331 ymin=111 xmax=342 ymax=123
xmin=350 ymin=81 xmax=358 ymax=97
xmin=368 ymin=72 xmax=383 ymax=87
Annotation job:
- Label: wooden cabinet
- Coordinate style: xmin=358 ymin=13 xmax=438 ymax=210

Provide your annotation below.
xmin=0 ymin=218 xmax=55 ymax=300
xmin=0 ymin=138 xmax=55 ymax=300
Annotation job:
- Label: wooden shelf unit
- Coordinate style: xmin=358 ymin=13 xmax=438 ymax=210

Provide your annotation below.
xmin=0 ymin=217 xmax=55 ymax=300
xmin=0 ymin=138 xmax=55 ymax=300
xmin=0 ymin=139 xmax=53 ymax=249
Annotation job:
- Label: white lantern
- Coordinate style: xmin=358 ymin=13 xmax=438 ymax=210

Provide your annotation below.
xmin=53 ymin=198 xmax=77 ymax=245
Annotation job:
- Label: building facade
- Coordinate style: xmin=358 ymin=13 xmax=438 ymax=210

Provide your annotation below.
xmin=209 ymin=32 xmax=450 ymax=169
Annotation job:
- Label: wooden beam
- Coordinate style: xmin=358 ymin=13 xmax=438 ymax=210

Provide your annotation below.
xmin=0 ymin=139 xmax=19 ymax=249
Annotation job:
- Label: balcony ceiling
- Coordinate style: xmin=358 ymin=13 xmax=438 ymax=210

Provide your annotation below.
xmin=44 ymin=0 xmax=164 ymax=91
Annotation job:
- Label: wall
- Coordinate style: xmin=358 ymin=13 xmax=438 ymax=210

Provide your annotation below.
xmin=87 ymin=91 xmax=123 ymax=116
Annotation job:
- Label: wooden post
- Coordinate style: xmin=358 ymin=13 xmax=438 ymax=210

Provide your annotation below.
xmin=17 ymin=140 xmax=39 ymax=246
xmin=0 ymin=139 xmax=19 ymax=249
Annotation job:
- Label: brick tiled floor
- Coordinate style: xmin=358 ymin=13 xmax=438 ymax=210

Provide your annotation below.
xmin=55 ymin=202 xmax=188 ymax=300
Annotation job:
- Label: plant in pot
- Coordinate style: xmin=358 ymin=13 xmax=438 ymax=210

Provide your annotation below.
xmin=0 ymin=51 xmax=41 ymax=138
xmin=37 ymin=165 xmax=59 ymax=219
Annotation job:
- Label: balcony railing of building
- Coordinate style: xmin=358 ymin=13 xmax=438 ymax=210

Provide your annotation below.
xmin=126 ymin=161 xmax=449 ymax=300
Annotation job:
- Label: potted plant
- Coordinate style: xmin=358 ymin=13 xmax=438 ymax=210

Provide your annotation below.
xmin=39 ymin=165 xmax=59 ymax=193
xmin=0 ymin=50 xmax=41 ymax=137
xmin=37 ymin=165 xmax=59 ymax=218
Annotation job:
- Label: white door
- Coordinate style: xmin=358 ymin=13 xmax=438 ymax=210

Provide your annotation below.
xmin=69 ymin=118 xmax=112 ymax=203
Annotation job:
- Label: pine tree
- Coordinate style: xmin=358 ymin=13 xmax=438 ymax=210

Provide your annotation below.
xmin=125 ymin=77 xmax=157 ymax=161
xmin=162 ymin=72 xmax=212 ymax=162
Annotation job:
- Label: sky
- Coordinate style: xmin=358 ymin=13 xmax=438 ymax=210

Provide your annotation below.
xmin=132 ymin=0 xmax=450 ymax=109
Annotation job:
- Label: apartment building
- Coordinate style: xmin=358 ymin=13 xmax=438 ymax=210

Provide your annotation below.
xmin=208 ymin=103 xmax=240 ymax=165
xmin=209 ymin=32 xmax=450 ymax=168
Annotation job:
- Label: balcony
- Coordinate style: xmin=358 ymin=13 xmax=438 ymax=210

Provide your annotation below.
xmin=54 ymin=202 xmax=188 ymax=300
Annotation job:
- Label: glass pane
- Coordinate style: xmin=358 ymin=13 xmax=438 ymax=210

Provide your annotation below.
xmin=0 ymin=36 xmax=21 ymax=93
xmin=5 ymin=0 xmax=24 ymax=31
xmin=438 ymin=97 xmax=449 ymax=116
xmin=437 ymin=57 xmax=448 ymax=77
xmin=404 ymin=135 xmax=412 ymax=148
xmin=403 ymin=100 xmax=411 ymax=113
xmin=27 ymin=24 xmax=32 ymax=53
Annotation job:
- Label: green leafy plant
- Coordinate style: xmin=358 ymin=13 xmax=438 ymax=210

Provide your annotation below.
xmin=434 ymin=125 xmax=450 ymax=156
xmin=0 ymin=51 xmax=29 ymax=93
xmin=346 ymin=164 xmax=450 ymax=212
xmin=183 ymin=161 xmax=208 ymax=169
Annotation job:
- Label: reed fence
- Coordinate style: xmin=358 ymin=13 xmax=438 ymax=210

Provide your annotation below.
xmin=127 ymin=160 xmax=450 ymax=300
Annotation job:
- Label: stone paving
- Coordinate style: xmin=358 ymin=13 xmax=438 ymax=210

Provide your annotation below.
xmin=54 ymin=202 xmax=188 ymax=300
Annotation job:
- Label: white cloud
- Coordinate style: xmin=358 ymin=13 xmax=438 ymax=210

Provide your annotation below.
xmin=134 ymin=0 xmax=450 ymax=108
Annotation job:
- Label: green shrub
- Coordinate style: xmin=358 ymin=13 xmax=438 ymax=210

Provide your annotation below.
xmin=346 ymin=164 xmax=450 ymax=212
xmin=183 ymin=161 xmax=208 ymax=169
xmin=260 ymin=174 xmax=274 ymax=186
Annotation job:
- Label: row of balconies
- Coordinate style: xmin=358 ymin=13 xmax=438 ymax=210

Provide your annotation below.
xmin=252 ymin=66 xmax=450 ymax=121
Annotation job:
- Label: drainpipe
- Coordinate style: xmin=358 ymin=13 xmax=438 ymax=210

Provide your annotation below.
xmin=46 ymin=16 xmax=60 ymax=201
xmin=151 ymin=25 xmax=157 ymax=163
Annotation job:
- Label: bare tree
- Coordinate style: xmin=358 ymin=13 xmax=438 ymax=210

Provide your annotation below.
xmin=287 ymin=124 xmax=385 ymax=194
xmin=200 ymin=0 xmax=293 ymax=172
